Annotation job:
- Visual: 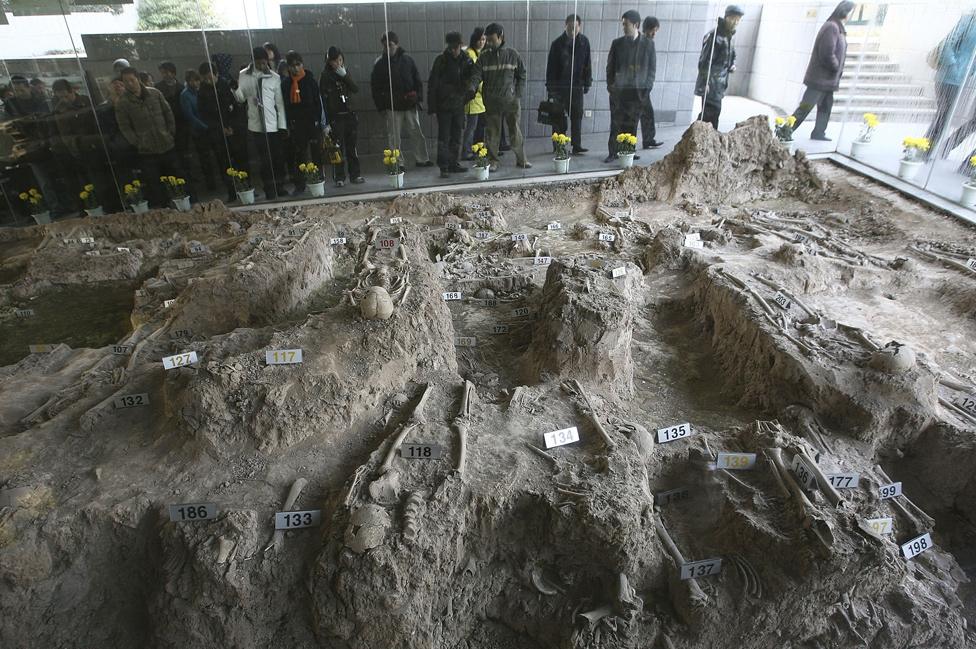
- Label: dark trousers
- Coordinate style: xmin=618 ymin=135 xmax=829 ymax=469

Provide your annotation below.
xmin=639 ymin=91 xmax=656 ymax=144
xmin=698 ymin=99 xmax=722 ymax=130
xmin=608 ymin=90 xmax=641 ymax=156
xmin=137 ymin=148 xmax=178 ymax=207
xmin=205 ymin=128 xmax=238 ymax=200
xmin=285 ymin=119 xmax=322 ymax=190
xmin=791 ymin=86 xmax=834 ymax=137
xmin=925 ymin=81 xmax=975 ymax=158
xmin=436 ymin=110 xmax=465 ymax=171
xmin=462 ymin=113 xmax=484 ymax=158
xmin=552 ymin=88 xmax=584 ymax=151
xmin=248 ymin=131 xmax=286 ymax=199
xmin=330 ymin=112 xmax=361 ymax=182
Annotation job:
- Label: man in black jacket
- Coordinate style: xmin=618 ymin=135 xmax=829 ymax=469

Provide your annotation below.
xmin=604 ymin=10 xmax=656 ymax=163
xmin=639 ymin=16 xmax=663 ymax=149
xmin=428 ymin=32 xmax=473 ymax=178
xmin=546 ymin=14 xmax=592 ymax=155
xmin=320 ymin=47 xmax=364 ymax=187
xmin=282 ymin=51 xmax=324 ymax=193
xmin=370 ymin=31 xmax=433 ymax=167
xmin=695 ymin=5 xmax=744 ymax=130
xmin=199 ymin=62 xmax=245 ymax=203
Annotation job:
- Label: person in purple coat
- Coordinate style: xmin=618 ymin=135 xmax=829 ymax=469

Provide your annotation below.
xmin=789 ymin=1 xmax=855 ymax=141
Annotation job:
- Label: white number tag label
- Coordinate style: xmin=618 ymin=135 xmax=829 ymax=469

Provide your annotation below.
xmin=598 ymin=233 xmax=616 ymax=242
xmin=901 ymin=532 xmax=933 ymax=560
xmin=445 ymin=222 xmax=461 ymax=230
xmin=534 ymin=256 xmax=552 ymax=266
xmin=511 ymin=233 xmax=528 ymax=241
xmin=827 ymin=472 xmax=860 ymax=489
xmin=15 ymin=309 xmax=34 ymax=318
xmin=112 ymin=345 xmax=131 ymax=355
xmin=189 ymin=244 xmax=206 ymax=255
xmin=29 ymin=344 xmax=56 ymax=353
xmin=454 ymin=336 xmax=477 ymax=347
xmin=168 ymin=503 xmax=217 ymax=522
xmin=476 ymin=231 xmax=491 ymax=239
xmin=656 ymin=423 xmax=692 ymax=444
xmin=966 ymin=258 xmax=976 ymax=272
xmin=680 ymin=558 xmax=722 ymax=580
xmin=512 ymin=307 xmax=531 ymax=317
xmin=716 ymin=452 xmax=756 ymax=470
xmin=655 ymin=487 xmax=691 ymax=506
xmin=443 ymin=292 xmax=463 ymax=301
xmin=330 ymin=237 xmax=347 ymax=245
xmin=79 ymin=236 xmax=95 ymax=244
xmin=374 ymin=238 xmax=399 ymax=250
xmin=163 ymin=299 xmax=176 ymax=308
xmin=879 ymin=482 xmax=902 ymax=500
xmin=773 ymin=291 xmax=791 ymax=310
xmin=389 ymin=216 xmax=403 ymax=224
xmin=790 ymin=454 xmax=818 ymax=490
xmin=266 ymin=349 xmax=303 ymax=365
xmin=162 ymin=351 xmax=198 ymax=370
xmin=611 ymin=266 xmax=627 ymax=279
xmin=547 ymin=222 xmax=562 ymax=230
xmin=85 ymin=251 xmax=101 ymax=257
xmin=865 ymin=517 xmax=893 ymax=535
xmin=117 ymin=247 xmax=130 ymax=252
xmin=544 ymin=426 xmax=580 ymax=449
xmin=684 ymin=233 xmax=704 ymax=249
xmin=274 ymin=510 xmax=322 ymax=530
xmin=113 ymin=393 xmax=149 ymax=409
xmin=492 ymin=325 xmax=509 ymax=334
xmin=401 ymin=444 xmax=442 ymax=459
xmin=954 ymin=394 xmax=976 ymax=414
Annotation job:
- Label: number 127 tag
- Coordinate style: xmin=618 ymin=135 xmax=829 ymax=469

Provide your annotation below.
xmin=680 ymin=558 xmax=722 ymax=580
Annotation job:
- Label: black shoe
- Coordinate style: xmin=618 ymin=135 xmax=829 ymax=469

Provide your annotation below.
xmin=572 ymin=147 xmax=588 ymax=154
xmin=448 ymin=164 xmax=467 ymax=173
xmin=226 ymin=193 xmax=237 ymax=203
xmin=461 ymin=154 xmax=475 ymax=161
xmin=810 ymin=133 xmax=831 ymax=142
xmin=351 ymin=176 xmax=365 ymax=184
xmin=440 ymin=169 xmax=450 ymax=179
xmin=292 ymin=186 xmax=306 ymax=196
xmin=603 ymin=154 xmax=616 ymax=163
xmin=644 ymin=140 xmax=664 ymax=149
xmin=634 ymin=154 xmax=641 ymax=160
xmin=416 ymin=160 xmax=435 ymax=168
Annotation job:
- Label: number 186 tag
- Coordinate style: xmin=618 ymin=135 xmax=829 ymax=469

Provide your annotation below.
xmin=680 ymin=558 xmax=722 ymax=580
xmin=544 ymin=426 xmax=579 ymax=449
xmin=274 ymin=509 xmax=321 ymax=530
xmin=168 ymin=503 xmax=217 ymax=522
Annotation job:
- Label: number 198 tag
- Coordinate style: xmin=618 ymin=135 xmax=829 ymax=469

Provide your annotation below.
xmin=544 ymin=426 xmax=579 ymax=449
xmin=901 ymin=532 xmax=933 ymax=560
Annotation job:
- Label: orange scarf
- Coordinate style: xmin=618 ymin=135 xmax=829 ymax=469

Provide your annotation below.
xmin=290 ymin=69 xmax=305 ymax=103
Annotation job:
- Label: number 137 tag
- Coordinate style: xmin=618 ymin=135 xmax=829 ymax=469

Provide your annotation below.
xmin=680 ymin=558 xmax=722 ymax=580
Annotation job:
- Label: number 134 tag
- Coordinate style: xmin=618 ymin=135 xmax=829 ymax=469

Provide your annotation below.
xmin=544 ymin=426 xmax=579 ymax=449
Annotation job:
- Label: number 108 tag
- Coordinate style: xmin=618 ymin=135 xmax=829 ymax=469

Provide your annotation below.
xmin=168 ymin=503 xmax=217 ymax=522
xmin=716 ymin=452 xmax=756 ymax=470
xmin=544 ymin=426 xmax=579 ymax=449
xmin=680 ymin=558 xmax=722 ymax=580
xmin=266 ymin=349 xmax=303 ymax=365
xmin=656 ymin=422 xmax=692 ymax=444
xmin=901 ymin=532 xmax=933 ymax=560
xmin=274 ymin=509 xmax=321 ymax=530
xmin=330 ymin=237 xmax=347 ymax=245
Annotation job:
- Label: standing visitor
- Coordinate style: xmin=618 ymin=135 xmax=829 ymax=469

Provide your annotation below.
xmin=320 ymin=47 xmax=364 ymax=187
xmin=198 ymin=62 xmax=241 ymax=203
xmin=604 ymin=10 xmax=655 ymax=163
xmin=639 ymin=16 xmax=663 ymax=149
xmin=695 ymin=5 xmax=744 ymax=130
xmin=546 ymin=13 xmax=592 ymax=155
xmin=924 ymin=11 xmax=976 ymax=157
xmin=370 ymin=31 xmax=433 ymax=168
xmin=115 ymin=66 xmax=177 ymax=207
xmin=234 ymin=47 xmax=288 ymax=200
xmin=281 ymin=51 xmax=324 ymax=193
xmin=461 ymin=27 xmax=487 ymax=161
xmin=181 ymin=69 xmax=220 ymax=196
xmin=428 ymin=32 xmax=473 ymax=178
xmin=156 ymin=62 xmax=187 ymax=165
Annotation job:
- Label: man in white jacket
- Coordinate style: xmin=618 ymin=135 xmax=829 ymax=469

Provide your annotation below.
xmin=234 ymin=47 xmax=288 ymax=200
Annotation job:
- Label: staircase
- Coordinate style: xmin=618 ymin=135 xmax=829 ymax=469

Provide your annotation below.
xmin=833 ymin=36 xmax=937 ymax=123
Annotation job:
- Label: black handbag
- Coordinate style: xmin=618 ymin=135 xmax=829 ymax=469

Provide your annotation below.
xmin=537 ymin=97 xmax=564 ymax=125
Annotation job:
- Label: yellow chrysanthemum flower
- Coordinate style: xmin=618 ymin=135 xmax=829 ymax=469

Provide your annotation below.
xmin=159 ymin=176 xmax=166 ymax=181
xmin=177 ymin=178 xmax=185 ymax=185
xmin=124 ymin=184 xmax=133 ymax=192
xmin=80 ymin=191 xmax=89 ymax=199
xmin=393 ymin=149 xmax=401 ymax=156
xmin=133 ymin=180 xmax=141 ymax=187
xmin=383 ymin=149 xmax=392 ymax=157
xmin=226 ymin=168 xmax=234 ymax=176
xmin=299 ymin=163 xmax=307 ymax=172
xmin=84 ymin=184 xmax=94 ymax=191
xmin=239 ymin=172 xmax=248 ymax=178
xmin=30 ymin=197 xmax=40 ymax=205
xmin=775 ymin=116 xmax=785 ymax=126
xmin=29 ymin=188 xmax=39 ymax=196
xmin=478 ymin=149 xmax=487 ymax=158
xmin=786 ymin=116 xmax=796 ymax=127
xmin=18 ymin=192 xmax=28 ymax=200
xmin=969 ymin=154 xmax=976 ymax=167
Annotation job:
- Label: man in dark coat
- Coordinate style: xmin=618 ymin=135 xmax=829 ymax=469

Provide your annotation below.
xmin=545 ymin=13 xmax=593 ymax=154
xmin=428 ymin=32 xmax=473 ymax=178
xmin=789 ymin=1 xmax=855 ymax=141
xmin=198 ymin=62 xmax=244 ymax=203
xmin=604 ymin=10 xmax=656 ymax=163
xmin=281 ymin=50 xmax=324 ymax=192
xmin=320 ymin=47 xmax=364 ymax=186
xmin=370 ymin=31 xmax=432 ymax=167
xmin=639 ymin=16 xmax=663 ymax=149
xmin=695 ymin=5 xmax=744 ymax=130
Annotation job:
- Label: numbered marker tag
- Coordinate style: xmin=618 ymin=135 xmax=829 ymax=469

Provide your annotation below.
xmin=454 ymin=336 xmax=477 ymax=347
xmin=534 ymin=256 xmax=552 ymax=266
xmin=772 ymin=291 xmax=792 ymax=310
xmin=879 ymin=482 xmax=903 ymax=500
xmin=117 ymin=247 xmax=130 ymax=252
xmin=330 ymin=237 xmax=347 ymax=245
xmin=865 ymin=517 xmax=893 ymax=536
xmin=189 ymin=244 xmax=206 ymax=255
xmin=172 ymin=329 xmax=192 ymax=339
xmin=790 ymin=454 xmax=818 ymax=490
xmin=793 ymin=233 xmax=808 ymax=244
xmin=15 ymin=309 xmax=35 ymax=318
xmin=954 ymin=394 xmax=976 ymax=414
xmin=29 ymin=344 xmax=56 ymax=353
xmin=389 ymin=216 xmax=403 ymax=225
xmin=610 ymin=266 xmax=627 ymax=279
xmin=112 ymin=344 xmax=131 ymax=355
xmin=476 ymin=231 xmax=491 ymax=239
xmin=168 ymin=503 xmax=217 ymax=522
xmin=901 ymin=532 xmax=933 ymax=560
xmin=544 ymin=426 xmax=580 ymax=449
xmin=511 ymin=233 xmax=528 ymax=241
xmin=656 ymin=422 xmax=693 ymax=444
xmin=374 ymin=237 xmax=399 ymax=251
xmin=445 ymin=222 xmax=461 ymax=231
xmin=598 ymin=233 xmax=616 ymax=242
xmin=79 ymin=236 xmax=95 ymax=244
xmin=63 ymin=238 xmax=77 ymax=244
xmin=826 ymin=472 xmax=860 ymax=489
xmin=680 ymin=558 xmax=722 ymax=580
xmin=684 ymin=233 xmax=704 ymax=249
xmin=716 ymin=452 xmax=757 ymax=470
xmin=655 ymin=487 xmax=691 ymax=506
xmin=547 ymin=221 xmax=562 ymax=231
xmin=492 ymin=324 xmax=509 ymax=334
xmin=965 ymin=258 xmax=976 ymax=272
xmin=162 ymin=351 xmax=198 ymax=370
xmin=266 ymin=349 xmax=303 ymax=365
xmin=113 ymin=393 xmax=149 ymax=409
xmin=512 ymin=307 xmax=531 ymax=317
xmin=85 ymin=250 xmax=101 ymax=257
xmin=442 ymin=292 xmax=463 ymax=301
xmin=274 ymin=509 xmax=322 ymax=530
xmin=401 ymin=443 xmax=442 ymax=459
xmin=163 ymin=299 xmax=176 ymax=308
xmin=482 ymin=299 xmax=498 ymax=307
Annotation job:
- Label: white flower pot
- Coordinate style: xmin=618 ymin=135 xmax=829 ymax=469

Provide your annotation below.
xmin=472 ymin=166 xmax=490 ymax=181
xmin=390 ymin=172 xmax=405 ymax=189
xmin=960 ymin=182 xmax=976 ymax=207
xmin=898 ymin=159 xmax=924 ymax=181
xmin=618 ymin=152 xmax=635 ymax=169
xmin=237 ymin=189 xmax=255 ymax=205
xmin=130 ymin=200 xmax=149 ymax=214
xmin=84 ymin=206 xmax=104 ymax=217
xmin=307 ymin=181 xmax=326 ymax=197
xmin=850 ymin=139 xmax=870 ymax=159
xmin=172 ymin=195 xmax=191 ymax=211
xmin=785 ymin=140 xmax=796 ymax=155
xmin=32 ymin=210 xmax=51 ymax=225
xmin=553 ymin=157 xmax=571 ymax=174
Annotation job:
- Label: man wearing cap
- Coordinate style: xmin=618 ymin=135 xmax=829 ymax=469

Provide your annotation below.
xmin=428 ymin=32 xmax=474 ymax=178
xmin=696 ymin=4 xmax=744 ymax=130
xmin=234 ymin=47 xmax=288 ymax=200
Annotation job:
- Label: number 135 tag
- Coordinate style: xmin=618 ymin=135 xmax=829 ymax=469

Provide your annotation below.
xmin=656 ymin=423 xmax=693 ymax=444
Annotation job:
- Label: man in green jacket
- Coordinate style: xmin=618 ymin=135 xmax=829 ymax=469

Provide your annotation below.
xmin=467 ymin=22 xmax=532 ymax=171
xmin=115 ymin=66 xmax=177 ymax=207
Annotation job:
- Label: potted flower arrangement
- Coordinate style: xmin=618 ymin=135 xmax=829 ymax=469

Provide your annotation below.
xmin=226 ymin=168 xmax=254 ymax=204
xmin=161 ymin=175 xmax=190 ymax=211
xmin=124 ymin=180 xmax=148 ymax=213
xmin=616 ymin=132 xmax=637 ymax=168
xmin=299 ymin=162 xmax=326 ymax=197
xmin=899 ymin=137 xmax=929 ymax=181
xmin=79 ymin=184 xmax=102 ymax=216
xmin=552 ymin=133 xmax=571 ymax=174
xmin=18 ymin=188 xmax=50 ymax=224
xmin=471 ymin=142 xmax=490 ymax=181
xmin=384 ymin=148 xmax=404 ymax=189
xmin=960 ymin=154 xmax=976 ymax=207
xmin=774 ymin=115 xmax=797 ymax=154
xmin=851 ymin=113 xmax=879 ymax=159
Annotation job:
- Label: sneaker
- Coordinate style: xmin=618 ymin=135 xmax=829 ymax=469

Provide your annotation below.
xmin=416 ymin=160 xmax=435 ymax=168
xmin=634 ymin=154 xmax=641 ymax=161
xmin=644 ymin=140 xmax=664 ymax=149
xmin=351 ymin=176 xmax=365 ymax=184
xmin=448 ymin=164 xmax=467 ymax=173
xmin=603 ymin=155 xmax=616 ymax=163
xmin=572 ymin=147 xmax=588 ymax=154
xmin=516 ymin=160 xmax=533 ymax=169
xmin=335 ymin=180 xmax=346 ymax=187
xmin=440 ymin=169 xmax=450 ymax=179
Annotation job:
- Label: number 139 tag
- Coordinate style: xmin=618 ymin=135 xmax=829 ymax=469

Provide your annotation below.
xmin=274 ymin=509 xmax=321 ymax=530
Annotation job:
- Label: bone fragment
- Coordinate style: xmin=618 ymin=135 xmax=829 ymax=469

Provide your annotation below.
xmin=379 ymin=384 xmax=433 ymax=474
xmin=790 ymin=445 xmax=845 ymax=508
xmin=653 ymin=518 xmax=707 ymax=604
xmin=562 ymin=379 xmax=615 ymax=449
